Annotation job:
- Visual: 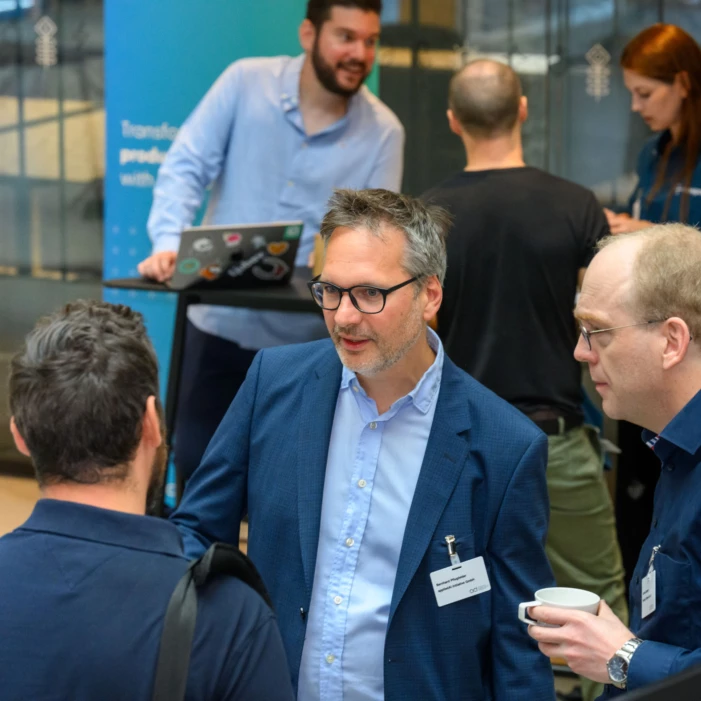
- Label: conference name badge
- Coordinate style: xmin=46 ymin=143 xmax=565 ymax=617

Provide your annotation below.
xmin=430 ymin=556 xmax=491 ymax=607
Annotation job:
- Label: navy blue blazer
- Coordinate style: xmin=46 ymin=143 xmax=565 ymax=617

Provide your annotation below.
xmin=173 ymin=339 xmax=556 ymax=701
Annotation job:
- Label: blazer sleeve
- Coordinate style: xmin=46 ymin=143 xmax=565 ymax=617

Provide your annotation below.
xmin=488 ymin=433 xmax=557 ymax=701
xmin=170 ymin=350 xmax=262 ymax=558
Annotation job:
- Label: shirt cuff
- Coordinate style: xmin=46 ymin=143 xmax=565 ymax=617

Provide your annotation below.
xmin=151 ymin=234 xmax=181 ymax=254
xmin=626 ymin=640 xmax=678 ymax=690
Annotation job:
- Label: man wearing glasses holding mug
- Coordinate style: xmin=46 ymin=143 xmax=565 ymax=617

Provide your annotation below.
xmin=528 ymin=224 xmax=701 ymax=698
xmin=172 ymin=189 xmax=556 ymax=700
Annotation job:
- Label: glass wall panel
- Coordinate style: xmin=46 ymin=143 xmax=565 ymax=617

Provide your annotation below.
xmin=0 ymin=0 xmax=103 ymax=472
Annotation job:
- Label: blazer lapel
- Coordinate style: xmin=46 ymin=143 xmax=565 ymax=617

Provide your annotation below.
xmin=297 ymin=347 xmax=343 ymax=597
xmin=389 ymin=359 xmax=472 ymax=623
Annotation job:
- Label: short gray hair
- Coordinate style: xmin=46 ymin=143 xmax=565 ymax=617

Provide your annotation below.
xmin=319 ymin=188 xmax=450 ymax=284
xmin=597 ymin=223 xmax=701 ymax=340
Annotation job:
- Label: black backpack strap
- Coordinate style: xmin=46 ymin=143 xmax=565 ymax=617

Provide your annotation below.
xmin=152 ymin=543 xmax=272 ymax=701
xmin=191 ymin=542 xmax=274 ymax=609
xmin=151 ymin=558 xmax=199 ymax=701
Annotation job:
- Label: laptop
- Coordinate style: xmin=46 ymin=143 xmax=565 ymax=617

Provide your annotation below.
xmin=168 ymin=221 xmax=303 ymax=290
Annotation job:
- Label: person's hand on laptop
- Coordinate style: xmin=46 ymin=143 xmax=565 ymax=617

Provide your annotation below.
xmin=137 ymin=251 xmax=177 ymax=282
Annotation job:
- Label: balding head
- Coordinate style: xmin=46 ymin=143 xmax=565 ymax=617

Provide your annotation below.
xmin=448 ymin=59 xmax=523 ymax=139
xmin=596 ymin=224 xmax=701 ymax=341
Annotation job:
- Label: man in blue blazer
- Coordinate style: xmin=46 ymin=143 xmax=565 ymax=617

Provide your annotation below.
xmin=173 ymin=188 xmax=557 ymax=700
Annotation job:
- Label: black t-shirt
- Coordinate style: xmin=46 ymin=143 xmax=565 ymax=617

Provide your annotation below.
xmin=423 ymin=166 xmax=609 ymax=418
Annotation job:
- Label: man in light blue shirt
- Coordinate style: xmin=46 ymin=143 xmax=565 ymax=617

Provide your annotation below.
xmin=137 ymin=0 xmax=404 ymax=480
xmin=172 ymin=189 xmax=557 ymax=700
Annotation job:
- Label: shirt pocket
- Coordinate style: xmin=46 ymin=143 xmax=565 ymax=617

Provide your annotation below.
xmin=651 ymin=550 xmax=693 ymax=649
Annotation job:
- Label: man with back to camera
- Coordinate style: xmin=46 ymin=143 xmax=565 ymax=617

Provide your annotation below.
xmin=0 ymin=301 xmax=294 ymax=701
xmin=137 ymin=0 xmax=404 ymax=483
xmin=422 ymin=59 xmax=628 ymax=701
xmin=528 ymin=224 xmax=701 ymax=698
xmin=171 ymin=188 xmax=557 ymax=700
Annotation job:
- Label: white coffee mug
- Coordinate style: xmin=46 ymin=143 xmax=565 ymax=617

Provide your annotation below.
xmin=518 ymin=587 xmax=600 ymax=626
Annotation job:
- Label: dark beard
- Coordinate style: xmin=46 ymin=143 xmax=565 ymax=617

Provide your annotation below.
xmin=145 ymin=442 xmax=168 ymax=517
xmin=311 ymin=36 xmax=367 ymax=98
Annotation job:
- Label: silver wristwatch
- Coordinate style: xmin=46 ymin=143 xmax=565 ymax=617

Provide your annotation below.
xmin=607 ymin=637 xmax=644 ymax=689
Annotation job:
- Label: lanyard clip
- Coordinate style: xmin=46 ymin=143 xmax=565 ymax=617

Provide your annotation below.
xmin=445 ymin=535 xmax=461 ymax=566
xmin=648 ymin=545 xmax=661 ymax=573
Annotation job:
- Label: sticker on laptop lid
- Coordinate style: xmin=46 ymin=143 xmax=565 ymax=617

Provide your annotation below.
xmin=283 ymin=225 xmax=302 ymax=241
xmin=222 ymin=232 xmax=242 ymax=248
xmin=267 ymin=241 xmax=289 ymax=256
xmin=199 ymin=264 xmax=222 ymax=281
xmin=227 ymin=251 xmax=266 ymax=278
xmin=192 ymin=238 xmax=214 ymax=254
xmin=252 ymin=257 xmax=290 ymax=281
xmin=177 ymin=258 xmax=200 ymax=275
xmin=252 ymin=235 xmax=267 ymax=250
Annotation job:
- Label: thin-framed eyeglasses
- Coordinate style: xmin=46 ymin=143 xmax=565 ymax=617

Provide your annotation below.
xmin=307 ymin=275 xmax=420 ymax=314
xmin=579 ymin=320 xmax=664 ymax=351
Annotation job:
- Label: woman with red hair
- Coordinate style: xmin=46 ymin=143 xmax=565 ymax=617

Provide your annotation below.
xmin=606 ymin=24 xmax=701 ymax=233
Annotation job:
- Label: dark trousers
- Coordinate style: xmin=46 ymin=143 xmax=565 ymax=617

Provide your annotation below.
xmin=174 ymin=321 xmax=257 ymax=482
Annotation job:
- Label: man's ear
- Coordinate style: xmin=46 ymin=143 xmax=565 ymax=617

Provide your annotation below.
xmin=299 ymin=18 xmax=317 ymax=54
xmin=661 ymin=317 xmax=693 ymax=370
xmin=447 ymin=109 xmax=463 ymax=137
xmin=422 ymin=276 xmax=443 ymax=323
xmin=518 ymin=95 xmax=528 ymax=123
xmin=141 ymin=396 xmax=163 ymax=449
xmin=9 ymin=417 xmax=30 ymax=458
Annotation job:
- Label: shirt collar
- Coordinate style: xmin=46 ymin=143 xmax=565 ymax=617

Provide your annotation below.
xmin=18 ymin=498 xmax=184 ymax=558
xmin=341 ymin=327 xmax=444 ymax=415
xmin=642 ymin=388 xmax=701 ymax=458
xmin=280 ymin=54 xmax=305 ymax=113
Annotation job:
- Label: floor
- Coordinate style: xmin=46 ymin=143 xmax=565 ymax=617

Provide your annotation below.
xmin=0 ymin=476 xmax=40 ymax=537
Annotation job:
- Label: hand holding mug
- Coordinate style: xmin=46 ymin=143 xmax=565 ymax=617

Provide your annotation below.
xmin=521 ymin=589 xmax=635 ymax=684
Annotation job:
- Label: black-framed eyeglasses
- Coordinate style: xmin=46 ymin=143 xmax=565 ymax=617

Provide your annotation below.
xmin=307 ymin=275 xmax=419 ymax=314
xmin=579 ymin=320 xmax=664 ymax=351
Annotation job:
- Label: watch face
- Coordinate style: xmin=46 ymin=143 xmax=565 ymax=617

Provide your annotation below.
xmin=608 ymin=655 xmax=628 ymax=683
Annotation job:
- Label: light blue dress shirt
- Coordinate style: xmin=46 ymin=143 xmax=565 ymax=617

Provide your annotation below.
xmin=147 ymin=54 xmax=404 ymax=349
xmin=298 ymin=329 xmax=444 ymax=701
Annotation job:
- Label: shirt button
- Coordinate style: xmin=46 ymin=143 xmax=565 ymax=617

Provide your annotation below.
xmin=333 ymin=595 xmax=343 ymax=605
xmin=345 ymin=537 xmax=355 ymax=547
xmin=358 ymin=479 xmax=367 ymax=488
xmin=287 ymin=180 xmax=294 ymax=187
xmin=369 ymin=421 xmax=377 ymax=430
xmin=326 ymin=654 xmax=336 ymax=664
xmin=352 ymin=385 xmax=359 ymax=393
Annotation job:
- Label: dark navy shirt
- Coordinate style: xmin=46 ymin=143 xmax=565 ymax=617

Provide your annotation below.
xmin=0 ymin=499 xmax=294 ymax=701
xmin=628 ymin=131 xmax=701 ymax=226
xmin=602 ymin=389 xmax=701 ymax=697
